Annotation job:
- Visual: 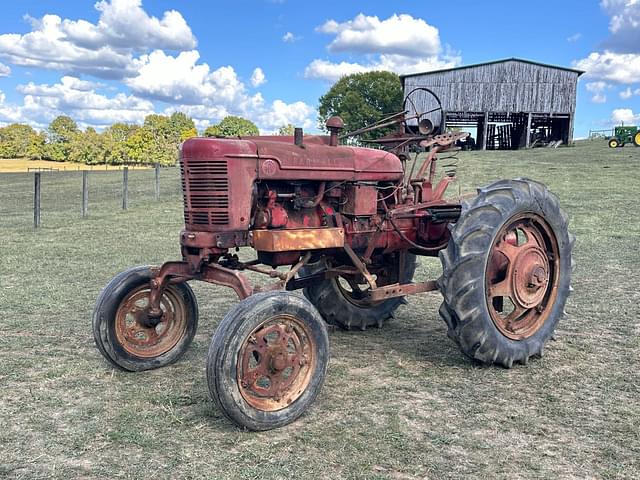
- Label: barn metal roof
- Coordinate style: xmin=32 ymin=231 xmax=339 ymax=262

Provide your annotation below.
xmin=399 ymin=58 xmax=585 ymax=79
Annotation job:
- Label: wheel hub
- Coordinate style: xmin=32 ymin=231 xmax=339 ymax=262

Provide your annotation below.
xmin=512 ymin=246 xmax=549 ymax=308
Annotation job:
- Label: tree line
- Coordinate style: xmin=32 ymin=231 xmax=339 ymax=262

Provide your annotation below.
xmin=0 ymin=114 xmax=295 ymax=166
xmin=1 ymin=70 xmax=403 ymax=166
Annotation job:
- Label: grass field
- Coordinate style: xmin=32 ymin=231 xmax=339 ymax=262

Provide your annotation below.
xmin=0 ymin=141 xmax=638 ymax=479
xmin=0 ymin=158 xmax=150 ymax=173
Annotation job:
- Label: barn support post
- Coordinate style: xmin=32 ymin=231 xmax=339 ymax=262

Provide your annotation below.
xmin=481 ymin=112 xmax=489 ymax=150
xmin=525 ymin=113 xmax=532 ymax=148
xmin=568 ymin=113 xmax=575 ymax=145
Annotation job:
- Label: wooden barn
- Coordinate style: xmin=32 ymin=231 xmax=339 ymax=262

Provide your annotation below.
xmin=400 ymin=58 xmax=584 ymax=150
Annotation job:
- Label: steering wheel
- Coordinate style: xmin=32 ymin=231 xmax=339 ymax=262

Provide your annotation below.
xmin=403 ymin=87 xmax=444 ymax=135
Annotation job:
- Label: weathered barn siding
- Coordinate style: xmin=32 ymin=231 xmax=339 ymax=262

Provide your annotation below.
xmin=402 ymin=59 xmax=580 ymax=114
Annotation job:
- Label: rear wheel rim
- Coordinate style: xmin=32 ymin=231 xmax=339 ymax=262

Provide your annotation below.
xmin=237 ymin=314 xmax=315 ymax=412
xmin=485 ymin=214 xmax=560 ymax=340
xmin=115 ymin=285 xmax=188 ymax=358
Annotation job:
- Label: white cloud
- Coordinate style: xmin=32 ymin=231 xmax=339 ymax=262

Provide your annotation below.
xmin=574 ymin=51 xmax=640 ymax=84
xmin=61 ymin=0 xmax=195 ymax=51
xmin=282 ymin=32 xmax=299 ymax=43
xmin=250 ymin=67 xmax=266 ymax=87
xmin=601 ymin=0 xmax=640 ymax=52
xmin=319 ymin=13 xmax=441 ymax=57
xmin=126 ymin=50 xmax=248 ymax=105
xmin=0 ymin=62 xmax=10 ymax=77
xmin=255 ymin=100 xmax=315 ymax=130
xmin=306 ymin=13 xmax=459 ymax=82
xmin=0 ymin=0 xmax=195 ymax=80
xmin=591 ymin=93 xmax=607 ymax=103
xmin=567 ymin=33 xmax=582 ymax=42
xmin=620 ymin=87 xmax=633 ymax=99
xmin=586 ymin=81 xmax=609 ymax=92
xmin=612 ymin=108 xmax=640 ymax=124
xmin=0 ymin=76 xmax=154 ymax=127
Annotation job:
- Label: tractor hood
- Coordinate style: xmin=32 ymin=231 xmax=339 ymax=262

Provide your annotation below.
xmin=181 ymin=136 xmax=404 ymax=183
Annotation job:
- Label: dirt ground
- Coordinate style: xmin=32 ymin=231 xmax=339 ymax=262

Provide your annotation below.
xmin=0 ymin=140 xmax=638 ymax=479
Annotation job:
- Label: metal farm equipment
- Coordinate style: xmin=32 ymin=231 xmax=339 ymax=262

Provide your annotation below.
xmin=607 ymin=125 xmax=640 ymax=148
xmin=93 ymin=89 xmax=574 ymax=430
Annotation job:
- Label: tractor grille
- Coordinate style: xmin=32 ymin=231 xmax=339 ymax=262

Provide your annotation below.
xmin=181 ymin=158 xmax=230 ymax=228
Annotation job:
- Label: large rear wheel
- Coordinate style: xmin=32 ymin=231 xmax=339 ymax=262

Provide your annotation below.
xmin=301 ymin=253 xmax=417 ymax=330
xmin=438 ymin=179 xmax=574 ymax=367
xmin=634 ymin=132 xmax=640 ymax=147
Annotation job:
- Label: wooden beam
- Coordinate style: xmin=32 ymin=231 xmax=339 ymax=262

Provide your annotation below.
xmin=525 ymin=112 xmax=532 ymax=148
xmin=482 ymin=112 xmax=489 ymax=150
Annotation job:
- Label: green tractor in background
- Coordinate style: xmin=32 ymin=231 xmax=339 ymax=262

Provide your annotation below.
xmin=608 ymin=125 xmax=640 ymax=148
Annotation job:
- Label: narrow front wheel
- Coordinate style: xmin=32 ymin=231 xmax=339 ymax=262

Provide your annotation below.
xmin=93 ymin=266 xmax=198 ymax=371
xmin=207 ymin=291 xmax=329 ymax=431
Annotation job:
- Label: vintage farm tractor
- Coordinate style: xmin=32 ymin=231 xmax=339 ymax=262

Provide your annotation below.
xmin=607 ymin=125 xmax=640 ymax=148
xmin=93 ymin=88 xmax=574 ymax=430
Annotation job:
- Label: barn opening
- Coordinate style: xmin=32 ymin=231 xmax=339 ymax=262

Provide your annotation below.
xmin=400 ymin=58 xmax=583 ymax=150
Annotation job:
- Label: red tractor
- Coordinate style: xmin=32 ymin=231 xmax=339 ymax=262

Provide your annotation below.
xmin=93 ymin=89 xmax=574 ymax=431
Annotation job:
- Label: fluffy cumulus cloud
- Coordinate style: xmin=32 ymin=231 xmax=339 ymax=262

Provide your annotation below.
xmin=601 ymin=0 xmax=640 ymax=53
xmin=0 ymin=0 xmax=195 ymax=79
xmin=250 ymin=67 xmax=266 ymax=87
xmin=0 ymin=62 xmax=10 ymax=77
xmin=0 ymin=1 xmax=315 ymax=131
xmin=620 ymin=86 xmax=640 ymax=99
xmin=573 ymin=2 xmax=640 ymax=87
xmin=0 ymin=76 xmax=154 ymax=127
xmin=612 ymin=108 xmax=640 ymax=123
xmin=282 ymin=32 xmax=299 ymax=43
xmin=575 ymin=51 xmax=640 ymax=84
xmin=305 ymin=13 xmax=460 ymax=82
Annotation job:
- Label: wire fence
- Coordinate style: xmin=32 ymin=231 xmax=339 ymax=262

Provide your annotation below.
xmin=0 ymin=166 xmax=183 ymax=230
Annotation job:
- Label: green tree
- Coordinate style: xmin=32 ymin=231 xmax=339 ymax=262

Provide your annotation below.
xmin=68 ymin=128 xmax=108 ymax=164
xmin=317 ymin=71 xmax=403 ymax=140
xmin=48 ymin=115 xmax=78 ymax=144
xmin=0 ymin=124 xmax=43 ymax=158
xmin=169 ymin=112 xmax=197 ymax=142
xmin=204 ymin=116 xmax=259 ymax=137
xmin=277 ymin=124 xmax=295 ymax=136
xmin=104 ymin=123 xmax=138 ymax=164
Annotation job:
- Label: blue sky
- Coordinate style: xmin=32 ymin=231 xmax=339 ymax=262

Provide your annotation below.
xmin=0 ymin=0 xmax=639 ymax=137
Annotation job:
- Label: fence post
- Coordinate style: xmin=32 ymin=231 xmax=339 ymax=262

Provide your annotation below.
xmin=154 ymin=163 xmax=160 ymax=201
xmin=34 ymin=172 xmax=41 ymax=228
xmin=122 ymin=167 xmax=129 ymax=210
xmin=82 ymin=170 xmax=89 ymax=218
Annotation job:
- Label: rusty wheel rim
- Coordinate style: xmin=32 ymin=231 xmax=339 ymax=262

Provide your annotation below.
xmin=485 ymin=214 xmax=560 ymax=340
xmin=237 ymin=314 xmax=315 ymax=412
xmin=115 ymin=285 xmax=188 ymax=358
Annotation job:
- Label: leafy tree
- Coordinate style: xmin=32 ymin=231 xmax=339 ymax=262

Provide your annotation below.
xmin=204 ymin=116 xmax=259 ymax=137
xmin=277 ymin=124 xmax=295 ymax=136
xmin=0 ymin=124 xmax=43 ymax=158
xmin=104 ymin=123 xmax=138 ymax=164
xmin=169 ymin=112 xmax=197 ymax=142
xmin=68 ymin=128 xmax=108 ymax=164
xmin=318 ymin=71 xmax=403 ymax=140
xmin=48 ymin=115 xmax=78 ymax=144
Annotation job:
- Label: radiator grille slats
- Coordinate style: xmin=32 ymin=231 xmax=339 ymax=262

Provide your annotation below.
xmin=181 ymin=158 xmax=230 ymax=228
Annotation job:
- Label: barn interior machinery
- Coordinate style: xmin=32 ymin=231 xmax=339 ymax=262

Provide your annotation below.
xmin=93 ymin=88 xmax=574 ymax=431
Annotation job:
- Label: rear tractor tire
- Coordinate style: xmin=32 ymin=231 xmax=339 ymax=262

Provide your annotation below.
xmin=93 ymin=266 xmax=198 ymax=371
xmin=207 ymin=291 xmax=329 ymax=431
xmin=438 ymin=179 xmax=574 ymax=368
xmin=301 ymin=253 xmax=417 ymax=330
xmin=634 ymin=132 xmax=640 ymax=147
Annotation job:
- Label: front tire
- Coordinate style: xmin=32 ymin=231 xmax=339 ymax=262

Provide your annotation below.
xmin=438 ymin=179 xmax=574 ymax=368
xmin=93 ymin=266 xmax=198 ymax=371
xmin=207 ymin=291 xmax=329 ymax=431
xmin=608 ymin=139 xmax=619 ymax=148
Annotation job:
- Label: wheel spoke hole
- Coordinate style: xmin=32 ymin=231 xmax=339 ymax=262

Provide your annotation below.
xmin=256 ymin=376 xmax=271 ymax=389
xmin=515 ymin=228 xmax=529 ymax=246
